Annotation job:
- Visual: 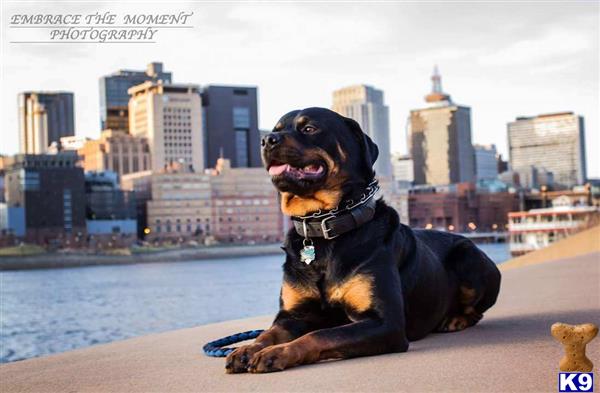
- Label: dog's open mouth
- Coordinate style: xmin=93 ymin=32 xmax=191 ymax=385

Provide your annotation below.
xmin=267 ymin=161 xmax=325 ymax=180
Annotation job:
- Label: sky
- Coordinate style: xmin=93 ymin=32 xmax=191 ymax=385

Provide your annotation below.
xmin=1 ymin=0 xmax=599 ymax=176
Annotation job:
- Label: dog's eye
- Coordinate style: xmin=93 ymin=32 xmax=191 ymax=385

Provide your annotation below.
xmin=301 ymin=125 xmax=317 ymax=134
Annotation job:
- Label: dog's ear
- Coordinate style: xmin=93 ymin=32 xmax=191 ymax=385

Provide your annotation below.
xmin=343 ymin=117 xmax=379 ymax=177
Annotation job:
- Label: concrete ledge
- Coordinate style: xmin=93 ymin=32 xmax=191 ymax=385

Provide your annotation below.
xmin=2 ymin=250 xmax=599 ymax=392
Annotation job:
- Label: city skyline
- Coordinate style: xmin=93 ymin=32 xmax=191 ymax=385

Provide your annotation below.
xmin=1 ymin=1 xmax=598 ymax=176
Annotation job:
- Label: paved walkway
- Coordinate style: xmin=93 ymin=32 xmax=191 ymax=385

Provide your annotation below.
xmin=2 ymin=251 xmax=599 ymax=392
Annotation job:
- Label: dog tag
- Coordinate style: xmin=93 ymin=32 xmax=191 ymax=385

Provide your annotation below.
xmin=300 ymin=245 xmax=316 ymax=264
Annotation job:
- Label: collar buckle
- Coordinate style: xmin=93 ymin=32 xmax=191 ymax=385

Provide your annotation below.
xmin=321 ymin=216 xmax=339 ymax=240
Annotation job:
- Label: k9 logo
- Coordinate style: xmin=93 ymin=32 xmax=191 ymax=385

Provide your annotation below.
xmin=559 ymin=373 xmax=594 ymax=392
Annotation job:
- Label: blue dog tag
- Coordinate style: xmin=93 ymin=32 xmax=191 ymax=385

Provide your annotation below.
xmin=300 ymin=245 xmax=316 ymax=264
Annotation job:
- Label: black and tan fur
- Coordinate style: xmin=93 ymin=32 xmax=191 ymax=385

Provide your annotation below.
xmin=225 ymin=107 xmax=501 ymax=373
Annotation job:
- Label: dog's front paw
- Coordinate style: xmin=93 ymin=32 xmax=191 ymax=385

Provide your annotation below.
xmin=225 ymin=344 xmax=265 ymax=374
xmin=247 ymin=344 xmax=301 ymax=373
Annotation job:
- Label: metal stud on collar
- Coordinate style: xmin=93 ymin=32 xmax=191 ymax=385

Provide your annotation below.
xmin=295 ymin=180 xmax=379 ymax=221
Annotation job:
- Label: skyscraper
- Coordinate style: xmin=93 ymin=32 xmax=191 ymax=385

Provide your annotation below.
xmin=332 ymin=85 xmax=392 ymax=178
xmin=18 ymin=92 xmax=75 ymax=154
xmin=507 ymin=112 xmax=586 ymax=188
xmin=474 ymin=144 xmax=499 ymax=181
xmin=99 ymin=62 xmax=172 ymax=131
xmin=201 ymin=86 xmax=261 ymax=169
xmin=409 ymin=67 xmax=475 ymax=185
xmin=128 ymin=81 xmax=204 ymax=172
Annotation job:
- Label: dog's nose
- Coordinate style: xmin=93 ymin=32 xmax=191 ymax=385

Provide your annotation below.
xmin=261 ymin=133 xmax=282 ymax=149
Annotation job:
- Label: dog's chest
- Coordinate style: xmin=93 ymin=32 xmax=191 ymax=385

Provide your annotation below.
xmin=301 ymin=261 xmax=375 ymax=320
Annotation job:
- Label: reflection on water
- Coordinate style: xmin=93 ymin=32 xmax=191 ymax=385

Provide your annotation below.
xmin=0 ymin=243 xmax=508 ymax=363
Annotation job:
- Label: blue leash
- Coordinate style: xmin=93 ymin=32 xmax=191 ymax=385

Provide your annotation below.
xmin=202 ymin=329 xmax=264 ymax=357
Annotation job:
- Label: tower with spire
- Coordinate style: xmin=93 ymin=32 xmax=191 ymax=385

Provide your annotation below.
xmin=425 ymin=65 xmax=451 ymax=104
xmin=408 ymin=66 xmax=475 ymax=186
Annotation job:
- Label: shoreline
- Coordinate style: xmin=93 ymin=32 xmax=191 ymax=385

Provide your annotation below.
xmin=0 ymin=243 xmax=284 ymax=271
xmin=0 ymin=242 xmax=509 ymax=271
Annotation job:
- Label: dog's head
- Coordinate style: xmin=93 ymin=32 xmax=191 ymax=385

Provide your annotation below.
xmin=261 ymin=107 xmax=378 ymax=216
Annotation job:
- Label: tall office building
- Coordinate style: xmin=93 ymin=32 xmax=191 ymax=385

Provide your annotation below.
xmin=507 ymin=112 xmax=586 ymax=188
xmin=474 ymin=144 xmax=499 ymax=181
xmin=409 ymin=67 xmax=475 ymax=185
xmin=128 ymin=81 xmax=204 ymax=172
xmin=18 ymin=92 xmax=75 ymax=154
xmin=332 ymin=85 xmax=392 ymax=177
xmin=201 ymin=86 xmax=261 ymax=168
xmin=3 ymin=153 xmax=86 ymax=243
xmin=99 ymin=62 xmax=172 ymax=131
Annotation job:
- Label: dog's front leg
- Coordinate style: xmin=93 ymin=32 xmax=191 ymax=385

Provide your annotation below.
xmin=247 ymin=318 xmax=408 ymax=373
xmin=226 ymin=297 xmax=325 ymax=374
xmin=248 ymin=268 xmax=409 ymax=373
xmin=225 ymin=315 xmax=301 ymax=373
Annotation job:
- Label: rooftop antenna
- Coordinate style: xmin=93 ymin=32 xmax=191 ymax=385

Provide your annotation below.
xmin=431 ymin=64 xmax=443 ymax=94
xmin=425 ymin=64 xmax=451 ymax=103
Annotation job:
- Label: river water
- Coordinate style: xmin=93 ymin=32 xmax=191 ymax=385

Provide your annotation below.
xmin=0 ymin=243 xmax=509 ymax=363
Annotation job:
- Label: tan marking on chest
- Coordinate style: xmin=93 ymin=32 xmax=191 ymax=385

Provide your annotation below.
xmin=327 ymin=274 xmax=374 ymax=313
xmin=281 ymin=282 xmax=320 ymax=311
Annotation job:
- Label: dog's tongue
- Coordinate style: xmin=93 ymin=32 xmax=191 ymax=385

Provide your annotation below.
xmin=268 ymin=164 xmax=289 ymax=176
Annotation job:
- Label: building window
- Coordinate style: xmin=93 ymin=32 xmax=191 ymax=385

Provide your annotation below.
xmin=235 ymin=129 xmax=249 ymax=167
xmin=20 ymin=170 xmax=40 ymax=191
xmin=63 ymin=189 xmax=72 ymax=233
xmin=112 ymin=156 xmax=120 ymax=173
xmin=233 ymin=107 xmax=250 ymax=128
xmin=122 ymin=157 xmax=130 ymax=174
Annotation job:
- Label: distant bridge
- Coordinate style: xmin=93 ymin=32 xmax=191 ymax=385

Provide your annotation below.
xmin=458 ymin=232 xmax=508 ymax=242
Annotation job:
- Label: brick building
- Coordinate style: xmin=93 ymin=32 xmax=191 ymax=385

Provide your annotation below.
xmin=210 ymin=158 xmax=284 ymax=243
xmin=145 ymin=166 xmax=212 ymax=242
xmin=79 ymin=129 xmax=151 ymax=180
xmin=138 ymin=159 xmax=285 ymax=244
xmin=408 ymin=183 xmax=518 ymax=232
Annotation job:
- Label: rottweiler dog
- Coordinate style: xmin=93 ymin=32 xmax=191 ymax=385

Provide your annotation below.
xmin=225 ymin=107 xmax=501 ymax=374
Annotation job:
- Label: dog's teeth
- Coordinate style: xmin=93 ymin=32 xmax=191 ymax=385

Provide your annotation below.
xmin=301 ymin=165 xmax=323 ymax=174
